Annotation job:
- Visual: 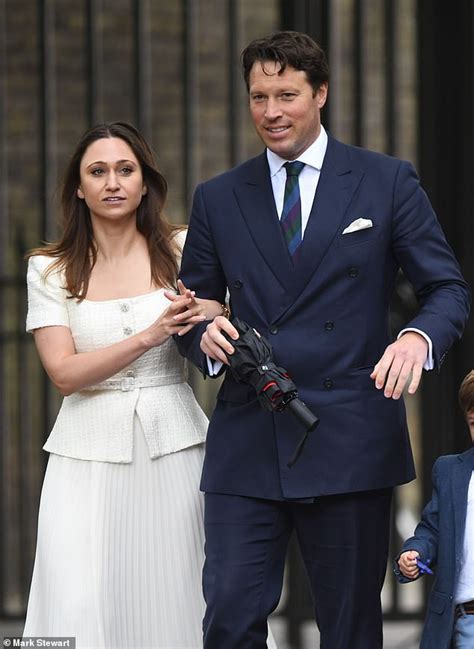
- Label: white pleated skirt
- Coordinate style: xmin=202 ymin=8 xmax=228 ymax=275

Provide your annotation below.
xmin=24 ymin=416 xmax=206 ymax=648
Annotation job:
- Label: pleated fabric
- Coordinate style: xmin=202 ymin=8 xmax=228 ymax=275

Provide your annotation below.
xmin=24 ymin=416 xmax=206 ymax=648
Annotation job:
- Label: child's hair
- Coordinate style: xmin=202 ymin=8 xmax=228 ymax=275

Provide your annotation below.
xmin=458 ymin=370 xmax=474 ymax=415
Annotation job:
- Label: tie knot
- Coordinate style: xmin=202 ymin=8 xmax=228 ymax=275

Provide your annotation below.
xmin=284 ymin=161 xmax=305 ymax=177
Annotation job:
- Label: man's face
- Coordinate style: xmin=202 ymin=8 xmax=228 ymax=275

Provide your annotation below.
xmin=248 ymin=61 xmax=328 ymax=160
xmin=467 ymin=409 xmax=474 ymax=442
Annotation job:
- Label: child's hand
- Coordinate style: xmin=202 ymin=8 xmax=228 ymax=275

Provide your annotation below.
xmin=398 ymin=550 xmax=420 ymax=579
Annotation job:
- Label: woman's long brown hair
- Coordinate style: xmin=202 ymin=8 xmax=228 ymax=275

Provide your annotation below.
xmin=28 ymin=122 xmax=182 ymax=300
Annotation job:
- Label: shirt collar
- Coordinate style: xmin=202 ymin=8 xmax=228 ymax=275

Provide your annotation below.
xmin=266 ymin=125 xmax=328 ymax=177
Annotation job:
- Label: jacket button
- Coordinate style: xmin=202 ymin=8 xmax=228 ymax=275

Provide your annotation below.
xmin=324 ymin=321 xmax=334 ymax=331
xmin=323 ymin=378 xmax=333 ymax=389
xmin=234 ymin=279 xmax=243 ymax=289
xmin=348 ymin=267 xmax=359 ymax=278
xmin=269 ymin=325 xmax=279 ymax=335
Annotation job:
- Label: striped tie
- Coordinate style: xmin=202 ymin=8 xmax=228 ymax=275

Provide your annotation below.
xmin=281 ymin=161 xmax=305 ymax=262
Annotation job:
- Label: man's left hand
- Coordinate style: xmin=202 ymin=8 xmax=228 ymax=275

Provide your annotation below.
xmin=370 ymin=332 xmax=428 ymax=399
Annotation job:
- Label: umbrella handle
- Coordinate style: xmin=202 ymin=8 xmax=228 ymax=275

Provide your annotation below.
xmin=287 ymin=398 xmax=319 ymax=433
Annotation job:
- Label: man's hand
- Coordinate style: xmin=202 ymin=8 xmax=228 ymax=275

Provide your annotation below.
xmin=200 ymin=316 xmax=239 ymax=365
xmin=371 ymin=332 xmax=428 ymax=399
xmin=398 ymin=550 xmax=420 ymax=579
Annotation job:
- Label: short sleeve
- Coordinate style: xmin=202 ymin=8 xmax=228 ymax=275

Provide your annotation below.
xmin=26 ymin=255 xmax=70 ymax=332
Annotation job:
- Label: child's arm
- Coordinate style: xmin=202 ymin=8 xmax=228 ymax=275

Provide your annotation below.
xmin=394 ymin=457 xmax=443 ymax=582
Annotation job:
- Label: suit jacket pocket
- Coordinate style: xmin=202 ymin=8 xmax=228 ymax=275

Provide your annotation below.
xmin=428 ymin=590 xmax=448 ymax=615
xmin=337 ymin=224 xmax=379 ymax=247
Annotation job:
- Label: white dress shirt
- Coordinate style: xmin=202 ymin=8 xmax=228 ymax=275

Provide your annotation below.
xmin=266 ymin=125 xmax=328 ymax=234
xmin=454 ymin=472 xmax=474 ymax=604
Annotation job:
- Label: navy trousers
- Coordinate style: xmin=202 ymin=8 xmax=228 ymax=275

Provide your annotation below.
xmin=203 ymin=488 xmax=393 ymax=649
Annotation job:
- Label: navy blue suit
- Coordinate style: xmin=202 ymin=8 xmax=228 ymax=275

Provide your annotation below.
xmin=177 ymin=135 xmax=470 ymax=648
xmin=395 ymin=448 xmax=474 ymax=649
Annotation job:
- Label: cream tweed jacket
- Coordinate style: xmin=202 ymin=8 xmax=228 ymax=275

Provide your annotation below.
xmin=26 ymin=235 xmax=208 ymax=463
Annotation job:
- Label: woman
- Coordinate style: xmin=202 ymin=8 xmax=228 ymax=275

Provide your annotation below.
xmin=23 ymin=122 xmax=224 ymax=647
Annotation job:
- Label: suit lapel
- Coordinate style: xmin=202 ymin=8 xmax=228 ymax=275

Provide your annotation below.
xmin=233 ymin=138 xmax=364 ymax=306
xmin=287 ymin=137 xmax=364 ymax=304
xmin=452 ymin=449 xmax=474 ymax=557
xmin=233 ymin=153 xmax=294 ymax=292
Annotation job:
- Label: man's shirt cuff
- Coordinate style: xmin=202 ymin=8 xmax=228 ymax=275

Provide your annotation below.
xmin=207 ymin=356 xmax=224 ymax=376
xmin=397 ymin=328 xmax=434 ymax=370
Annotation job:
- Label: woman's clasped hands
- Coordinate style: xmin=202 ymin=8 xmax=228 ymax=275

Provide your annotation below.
xmin=143 ymin=279 xmax=220 ymax=349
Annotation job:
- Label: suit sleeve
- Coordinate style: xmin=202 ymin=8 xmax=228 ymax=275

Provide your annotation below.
xmin=174 ymin=183 xmax=228 ymax=376
xmin=393 ymin=458 xmax=442 ymax=583
xmin=391 ymin=161 xmax=470 ymax=368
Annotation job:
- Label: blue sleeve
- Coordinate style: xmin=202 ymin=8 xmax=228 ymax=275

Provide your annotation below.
xmin=391 ymin=161 xmax=470 ymax=368
xmin=175 ymin=184 xmax=227 ymax=377
xmin=393 ymin=457 xmax=441 ymax=583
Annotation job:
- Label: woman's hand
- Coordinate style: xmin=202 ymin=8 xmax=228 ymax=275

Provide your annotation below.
xmin=141 ymin=291 xmax=204 ymax=348
xmin=164 ymin=280 xmax=225 ymax=336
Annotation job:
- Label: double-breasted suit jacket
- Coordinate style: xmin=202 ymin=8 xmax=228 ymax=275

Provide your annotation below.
xmin=395 ymin=447 xmax=474 ymax=648
xmin=177 ymin=135 xmax=470 ymax=501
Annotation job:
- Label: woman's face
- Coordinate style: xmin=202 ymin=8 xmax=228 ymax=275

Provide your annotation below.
xmin=77 ymin=137 xmax=147 ymax=223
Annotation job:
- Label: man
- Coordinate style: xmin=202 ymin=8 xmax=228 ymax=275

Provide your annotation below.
xmin=177 ymin=31 xmax=470 ymax=649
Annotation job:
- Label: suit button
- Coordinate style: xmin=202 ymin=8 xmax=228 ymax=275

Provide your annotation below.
xmin=234 ymin=279 xmax=243 ymax=289
xmin=348 ymin=267 xmax=359 ymax=278
xmin=324 ymin=321 xmax=334 ymax=331
xmin=269 ymin=325 xmax=279 ymax=335
xmin=323 ymin=378 xmax=333 ymax=389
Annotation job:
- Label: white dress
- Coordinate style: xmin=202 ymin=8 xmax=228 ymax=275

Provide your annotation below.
xmin=24 ymin=254 xmax=277 ymax=649
xmin=24 ymin=415 xmax=207 ymax=648
xmin=23 ymin=269 xmax=209 ymax=647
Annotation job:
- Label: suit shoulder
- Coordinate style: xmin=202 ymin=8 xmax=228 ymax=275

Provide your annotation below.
xmin=198 ymin=154 xmax=265 ymax=191
xmin=459 ymin=446 xmax=474 ymax=464
xmin=330 ymin=137 xmax=415 ymax=174
xmin=432 ymin=453 xmax=464 ymax=474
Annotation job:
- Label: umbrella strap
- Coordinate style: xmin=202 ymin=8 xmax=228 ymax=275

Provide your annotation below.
xmin=287 ymin=429 xmax=310 ymax=468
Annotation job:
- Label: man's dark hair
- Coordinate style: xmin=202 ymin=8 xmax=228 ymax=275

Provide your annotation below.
xmin=241 ymin=31 xmax=329 ymax=93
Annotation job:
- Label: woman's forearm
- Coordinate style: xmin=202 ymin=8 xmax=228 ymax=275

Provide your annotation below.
xmin=35 ymin=327 xmax=154 ymax=396
xmin=35 ymin=295 xmax=204 ymax=395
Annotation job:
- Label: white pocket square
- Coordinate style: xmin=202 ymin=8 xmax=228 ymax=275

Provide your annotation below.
xmin=342 ymin=218 xmax=373 ymax=235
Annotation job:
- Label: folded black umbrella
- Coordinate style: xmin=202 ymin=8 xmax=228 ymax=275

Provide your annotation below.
xmin=221 ymin=318 xmax=319 ymax=467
